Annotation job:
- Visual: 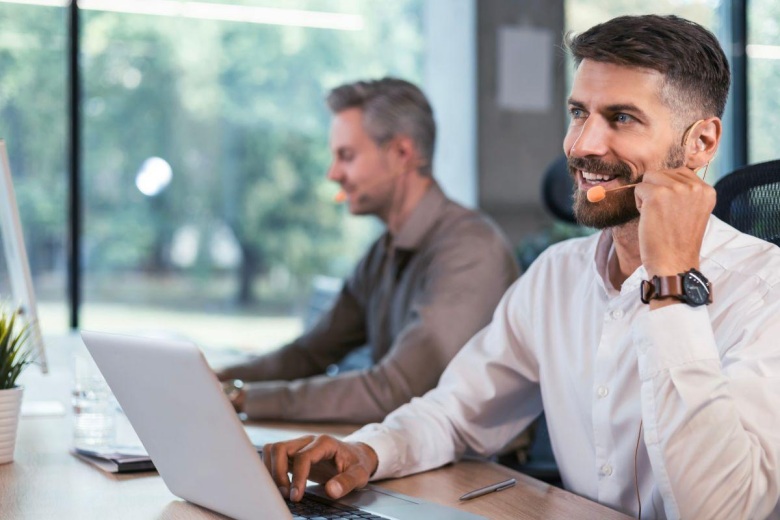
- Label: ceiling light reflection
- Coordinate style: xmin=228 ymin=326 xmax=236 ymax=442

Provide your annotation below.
xmin=0 ymin=0 xmax=364 ymax=31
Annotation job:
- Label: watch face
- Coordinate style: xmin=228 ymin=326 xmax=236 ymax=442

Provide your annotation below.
xmin=682 ymin=270 xmax=711 ymax=306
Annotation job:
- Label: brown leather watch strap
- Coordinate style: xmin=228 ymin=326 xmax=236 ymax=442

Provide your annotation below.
xmin=655 ymin=275 xmax=684 ymax=297
xmin=641 ymin=275 xmax=685 ymax=304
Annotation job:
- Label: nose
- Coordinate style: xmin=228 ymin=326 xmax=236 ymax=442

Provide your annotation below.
xmin=326 ymin=161 xmax=342 ymax=183
xmin=565 ymin=118 xmax=609 ymax=159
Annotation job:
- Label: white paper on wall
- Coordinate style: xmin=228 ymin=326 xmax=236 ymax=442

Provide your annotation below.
xmin=497 ymin=26 xmax=553 ymax=113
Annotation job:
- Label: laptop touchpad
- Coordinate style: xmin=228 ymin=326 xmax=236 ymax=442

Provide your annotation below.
xmin=307 ymin=484 xmax=485 ymax=520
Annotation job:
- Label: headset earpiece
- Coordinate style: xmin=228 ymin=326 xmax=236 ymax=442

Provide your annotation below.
xmin=682 ymin=119 xmax=705 ymax=148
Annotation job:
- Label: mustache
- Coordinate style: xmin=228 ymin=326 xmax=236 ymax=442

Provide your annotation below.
xmin=568 ymin=157 xmax=632 ymax=179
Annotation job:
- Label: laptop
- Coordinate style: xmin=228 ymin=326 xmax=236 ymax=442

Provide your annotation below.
xmin=81 ymin=330 xmax=486 ymax=520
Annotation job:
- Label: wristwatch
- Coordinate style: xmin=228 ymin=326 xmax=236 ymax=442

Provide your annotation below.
xmin=222 ymin=379 xmax=245 ymax=413
xmin=641 ymin=268 xmax=712 ymax=306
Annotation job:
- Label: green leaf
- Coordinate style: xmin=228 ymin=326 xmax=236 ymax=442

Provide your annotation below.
xmin=0 ymin=306 xmax=33 ymax=390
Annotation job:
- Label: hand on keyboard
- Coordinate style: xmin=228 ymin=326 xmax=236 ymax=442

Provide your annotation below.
xmin=286 ymin=494 xmax=385 ymax=519
xmin=263 ymin=434 xmax=379 ymax=503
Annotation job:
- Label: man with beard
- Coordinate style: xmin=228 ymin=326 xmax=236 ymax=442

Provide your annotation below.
xmin=260 ymin=15 xmax=780 ymax=519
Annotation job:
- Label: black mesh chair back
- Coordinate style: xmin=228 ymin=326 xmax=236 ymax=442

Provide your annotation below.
xmin=542 ymin=154 xmax=577 ymax=224
xmin=713 ymin=159 xmax=780 ymax=247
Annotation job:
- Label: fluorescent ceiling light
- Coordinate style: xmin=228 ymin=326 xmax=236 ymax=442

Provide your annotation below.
xmin=747 ymin=44 xmax=780 ymax=61
xmin=0 ymin=0 xmax=364 ymax=31
xmin=0 ymin=0 xmax=63 ymax=6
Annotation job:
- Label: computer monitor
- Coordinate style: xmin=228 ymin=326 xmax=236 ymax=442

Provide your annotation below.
xmin=0 ymin=140 xmax=47 ymax=373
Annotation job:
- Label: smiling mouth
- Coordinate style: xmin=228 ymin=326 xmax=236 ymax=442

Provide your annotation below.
xmin=579 ymin=171 xmax=622 ymax=190
xmin=581 ymin=171 xmax=616 ymax=183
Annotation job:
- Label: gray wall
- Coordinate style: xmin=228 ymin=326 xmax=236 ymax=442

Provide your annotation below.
xmin=477 ymin=0 xmax=567 ymax=246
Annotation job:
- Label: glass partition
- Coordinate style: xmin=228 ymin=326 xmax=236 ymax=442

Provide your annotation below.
xmin=79 ymin=1 xmax=424 ymax=352
xmin=0 ymin=2 xmax=69 ymax=335
xmin=748 ymin=0 xmax=780 ymax=163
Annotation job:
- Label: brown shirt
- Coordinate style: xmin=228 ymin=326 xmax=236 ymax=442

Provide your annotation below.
xmin=220 ymin=183 xmax=519 ymax=422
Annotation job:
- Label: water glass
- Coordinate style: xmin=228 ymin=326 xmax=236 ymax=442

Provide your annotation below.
xmin=72 ymin=347 xmax=117 ymax=448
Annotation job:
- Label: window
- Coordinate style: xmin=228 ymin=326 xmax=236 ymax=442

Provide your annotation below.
xmin=1 ymin=0 xmax=426 ymax=354
xmin=80 ymin=1 xmax=424 ymax=351
xmin=747 ymin=0 xmax=780 ymax=163
xmin=0 ymin=2 xmax=68 ymax=333
xmin=565 ymin=0 xmax=718 ymax=34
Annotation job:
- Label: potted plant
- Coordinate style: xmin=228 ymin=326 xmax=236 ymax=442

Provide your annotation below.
xmin=0 ymin=307 xmax=33 ymax=464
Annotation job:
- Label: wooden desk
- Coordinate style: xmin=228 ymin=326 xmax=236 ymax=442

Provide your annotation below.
xmin=0 ymin=336 xmax=631 ymax=519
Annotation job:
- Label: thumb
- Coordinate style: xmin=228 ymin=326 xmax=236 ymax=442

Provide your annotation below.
xmin=325 ymin=465 xmax=370 ymax=499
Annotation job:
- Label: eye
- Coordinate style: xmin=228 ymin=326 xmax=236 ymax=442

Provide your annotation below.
xmin=569 ymin=107 xmax=586 ymax=120
xmin=614 ymin=113 xmax=634 ymax=124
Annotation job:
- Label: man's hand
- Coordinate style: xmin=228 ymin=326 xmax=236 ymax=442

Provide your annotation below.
xmin=263 ymin=435 xmax=379 ymax=503
xmin=634 ymin=166 xmax=715 ymax=280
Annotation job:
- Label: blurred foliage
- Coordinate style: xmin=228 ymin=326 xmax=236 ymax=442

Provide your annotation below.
xmin=748 ymin=0 xmax=780 ymax=164
xmin=0 ymin=1 xmax=423 ymax=307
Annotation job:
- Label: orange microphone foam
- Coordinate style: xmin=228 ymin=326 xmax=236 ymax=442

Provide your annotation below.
xmin=586 ymin=185 xmax=606 ymax=203
xmin=333 ymin=190 xmax=348 ymax=203
xmin=586 ymin=183 xmax=638 ymax=203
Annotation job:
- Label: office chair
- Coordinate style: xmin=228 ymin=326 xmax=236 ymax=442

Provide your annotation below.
xmin=713 ymin=159 xmax=780 ymax=247
xmin=517 ymin=155 xmax=586 ymax=270
xmin=541 ymin=154 xmax=577 ymax=224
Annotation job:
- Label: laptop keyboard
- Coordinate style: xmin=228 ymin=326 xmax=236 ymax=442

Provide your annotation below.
xmin=286 ymin=493 xmax=388 ymax=519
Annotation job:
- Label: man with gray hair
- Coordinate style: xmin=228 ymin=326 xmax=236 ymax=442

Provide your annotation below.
xmin=217 ymin=77 xmax=518 ymax=423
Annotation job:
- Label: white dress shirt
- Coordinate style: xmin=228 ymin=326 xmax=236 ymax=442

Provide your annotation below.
xmin=345 ymin=215 xmax=780 ymax=519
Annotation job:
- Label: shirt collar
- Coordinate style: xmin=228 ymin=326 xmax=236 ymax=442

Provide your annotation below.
xmin=591 ymin=215 xmax=718 ymax=293
xmin=592 ymin=230 xmax=613 ymax=294
xmin=391 ymin=182 xmax=448 ymax=251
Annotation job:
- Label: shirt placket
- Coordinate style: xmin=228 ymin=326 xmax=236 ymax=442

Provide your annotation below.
xmin=592 ymin=291 xmax=628 ymax=505
xmin=373 ymin=243 xmax=398 ymax=360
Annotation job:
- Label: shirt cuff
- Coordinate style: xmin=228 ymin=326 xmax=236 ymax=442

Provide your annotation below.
xmin=343 ymin=423 xmax=402 ymax=481
xmin=632 ymin=304 xmax=720 ymax=380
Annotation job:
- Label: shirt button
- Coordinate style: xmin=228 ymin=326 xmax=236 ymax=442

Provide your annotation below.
xmin=601 ymin=464 xmax=613 ymax=477
xmin=597 ymin=385 xmax=609 ymax=398
xmin=611 ymin=309 xmax=624 ymax=320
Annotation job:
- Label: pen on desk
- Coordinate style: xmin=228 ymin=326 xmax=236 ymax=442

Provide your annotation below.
xmin=459 ymin=478 xmax=517 ymax=501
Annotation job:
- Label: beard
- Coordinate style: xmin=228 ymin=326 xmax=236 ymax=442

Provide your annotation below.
xmin=569 ymin=145 xmax=685 ymax=229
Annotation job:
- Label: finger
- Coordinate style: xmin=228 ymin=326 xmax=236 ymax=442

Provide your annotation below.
xmin=640 ymin=168 xmax=695 ymax=187
xmin=325 ymin=464 xmax=370 ymax=499
xmin=634 ymin=168 xmax=710 ymax=206
xmin=265 ymin=436 xmax=315 ymax=498
xmin=262 ymin=443 xmax=287 ymax=496
xmin=290 ymin=436 xmax=338 ymax=502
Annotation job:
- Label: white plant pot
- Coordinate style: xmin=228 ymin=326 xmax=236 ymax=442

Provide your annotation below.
xmin=0 ymin=386 xmax=23 ymax=464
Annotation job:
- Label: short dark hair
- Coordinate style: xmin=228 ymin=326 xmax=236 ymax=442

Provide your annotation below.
xmin=565 ymin=15 xmax=731 ymax=123
xmin=326 ymin=77 xmax=436 ymax=175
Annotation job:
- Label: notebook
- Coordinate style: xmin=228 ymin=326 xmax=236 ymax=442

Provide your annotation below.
xmin=80 ymin=330 xmax=486 ymax=520
xmin=72 ymin=445 xmax=156 ymax=473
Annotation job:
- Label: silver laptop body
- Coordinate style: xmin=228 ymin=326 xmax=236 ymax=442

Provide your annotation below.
xmin=81 ymin=330 xmax=485 ymax=520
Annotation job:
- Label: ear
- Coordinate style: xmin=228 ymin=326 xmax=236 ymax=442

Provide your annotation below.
xmin=388 ymin=135 xmax=420 ymax=173
xmin=684 ymin=117 xmax=721 ymax=170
